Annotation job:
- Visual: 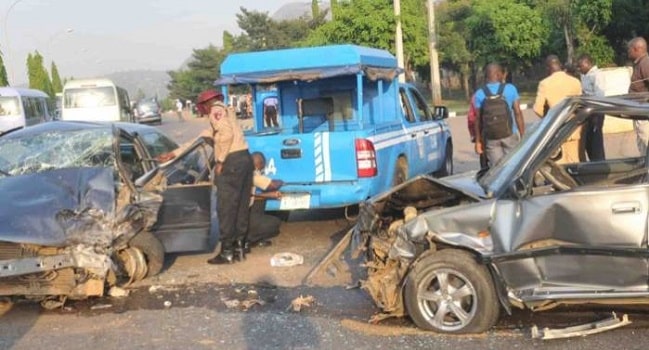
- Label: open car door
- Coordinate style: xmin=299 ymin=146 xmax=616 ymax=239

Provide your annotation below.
xmin=149 ymin=140 xmax=216 ymax=253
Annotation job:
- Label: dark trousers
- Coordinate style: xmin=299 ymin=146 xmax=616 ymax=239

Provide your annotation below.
xmin=215 ymin=150 xmax=253 ymax=249
xmin=247 ymin=200 xmax=281 ymax=243
xmin=584 ymin=114 xmax=605 ymax=161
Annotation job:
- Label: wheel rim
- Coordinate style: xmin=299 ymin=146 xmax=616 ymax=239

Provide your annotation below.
xmin=417 ymin=268 xmax=477 ymax=332
xmin=117 ymin=247 xmax=148 ymax=285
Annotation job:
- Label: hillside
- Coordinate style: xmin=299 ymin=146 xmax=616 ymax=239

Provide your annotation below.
xmin=105 ymin=70 xmax=170 ymax=100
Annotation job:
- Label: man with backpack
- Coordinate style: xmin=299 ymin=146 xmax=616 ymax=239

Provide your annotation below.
xmin=474 ymin=63 xmax=525 ymax=166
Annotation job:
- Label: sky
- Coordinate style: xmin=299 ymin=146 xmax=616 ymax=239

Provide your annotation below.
xmin=1 ymin=0 xmax=298 ymax=85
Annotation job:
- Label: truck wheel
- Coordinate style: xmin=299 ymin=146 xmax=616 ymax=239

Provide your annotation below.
xmin=434 ymin=142 xmax=453 ymax=177
xmin=129 ymin=231 xmax=165 ymax=277
xmin=404 ymin=249 xmax=500 ymax=334
xmin=393 ymin=157 xmax=408 ymax=186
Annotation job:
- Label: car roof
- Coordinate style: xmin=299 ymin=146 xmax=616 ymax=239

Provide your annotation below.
xmin=1 ymin=121 xmax=162 ymax=139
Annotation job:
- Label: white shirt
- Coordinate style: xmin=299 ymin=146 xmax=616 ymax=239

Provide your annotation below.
xmin=581 ymin=66 xmax=604 ymax=97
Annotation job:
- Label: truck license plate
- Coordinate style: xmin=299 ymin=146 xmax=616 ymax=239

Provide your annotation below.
xmin=279 ymin=193 xmax=311 ymax=210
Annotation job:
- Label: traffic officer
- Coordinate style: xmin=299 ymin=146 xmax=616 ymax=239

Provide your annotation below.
xmin=159 ymin=90 xmax=253 ymax=264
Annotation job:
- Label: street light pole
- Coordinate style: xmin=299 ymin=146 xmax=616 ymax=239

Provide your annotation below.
xmin=393 ymin=0 xmax=405 ymax=83
xmin=427 ymin=0 xmax=442 ymax=104
xmin=3 ymin=0 xmax=25 ymax=86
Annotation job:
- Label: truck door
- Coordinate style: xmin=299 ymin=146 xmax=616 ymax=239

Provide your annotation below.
xmin=399 ymin=88 xmax=431 ymax=175
xmin=407 ymin=87 xmax=443 ymax=172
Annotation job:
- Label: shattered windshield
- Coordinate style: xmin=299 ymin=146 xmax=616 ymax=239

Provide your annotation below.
xmin=0 ymin=128 xmax=114 ymax=177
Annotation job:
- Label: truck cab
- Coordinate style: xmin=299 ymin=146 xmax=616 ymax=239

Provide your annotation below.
xmin=215 ymin=45 xmax=452 ymax=211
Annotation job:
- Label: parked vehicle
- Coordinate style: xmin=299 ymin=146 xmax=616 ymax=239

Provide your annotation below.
xmin=61 ymin=79 xmax=133 ymax=123
xmin=0 ymin=87 xmax=52 ymax=135
xmin=352 ymin=93 xmax=649 ymax=334
xmin=0 ymin=121 xmax=215 ymax=303
xmin=134 ymin=98 xmax=162 ymax=124
xmin=215 ymin=45 xmax=452 ymax=212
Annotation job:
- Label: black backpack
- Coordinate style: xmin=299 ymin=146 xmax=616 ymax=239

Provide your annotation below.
xmin=480 ymin=84 xmax=512 ymax=140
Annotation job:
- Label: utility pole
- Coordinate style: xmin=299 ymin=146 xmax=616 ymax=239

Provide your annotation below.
xmin=427 ymin=0 xmax=442 ymax=104
xmin=394 ymin=0 xmax=405 ymax=83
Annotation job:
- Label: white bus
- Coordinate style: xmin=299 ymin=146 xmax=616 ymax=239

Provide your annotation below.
xmin=61 ymin=79 xmax=133 ymax=122
xmin=0 ymin=87 xmax=52 ymax=135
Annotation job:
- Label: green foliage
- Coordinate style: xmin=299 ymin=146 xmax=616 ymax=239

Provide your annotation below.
xmin=312 ymin=0 xmax=320 ymax=18
xmin=26 ymin=51 xmax=53 ymax=98
xmin=603 ymin=0 xmax=649 ymax=62
xmin=0 ymin=54 xmax=8 ymax=86
xmin=305 ymin=0 xmax=428 ymax=76
xmin=437 ymin=0 xmax=472 ymax=72
xmin=167 ymin=45 xmax=226 ymax=102
xmin=466 ymin=0 xmax=549 ymax=68
xmin=50 ymin=62 xmax=62 ymax=94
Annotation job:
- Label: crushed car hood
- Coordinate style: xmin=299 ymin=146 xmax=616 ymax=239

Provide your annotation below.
xmin=0 ymin=167 xmax=161 ymax=248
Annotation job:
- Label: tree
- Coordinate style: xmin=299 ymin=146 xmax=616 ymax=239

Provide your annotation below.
xmin=167 ymin=45 xmax=227 ymax=102
xmin=603 ymin=0 xmax=649 ymax=64
xmin=26 ymin=51 xmax=53 ymax=97
xmin=466 ymin=0 xmax=549 ymax=71
xmin=312 ymin=0 xmax=320 ymax=19
xmin=437 ymin=0 xmax=473 ymax=98
xmin=0 ymin=54 xmax=8 ymax=86
xmin=305 ymin=0 xmax=428 ymax=79
xmin=50 ymin=61 xmax=62 ymax=94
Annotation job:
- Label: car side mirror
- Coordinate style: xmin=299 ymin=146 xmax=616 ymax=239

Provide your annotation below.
xmin=434 ymin=106 xmax=449 ymax=120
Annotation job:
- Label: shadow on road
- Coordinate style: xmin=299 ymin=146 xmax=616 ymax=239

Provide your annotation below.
xmin=0 ymin=301 xmax=40 ymax=349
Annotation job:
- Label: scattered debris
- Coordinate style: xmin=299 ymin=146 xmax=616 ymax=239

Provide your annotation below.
xmin=148 ymin=285 xmax=179 ymax=294
xmin=369 ymin=313 xmax=394 ymax=324
xmin=90 ymin=303 xmax=112 ymax=310
xmin=531 ymin=312 xmax=631 ymax=340
xmin=288 ymin=295 xmax=315 ymax=312
xmin=163 ymin=300 xmax=172 ymax=308
xmin=148 ymin=285 xmax=164 ymax=294
xmin=41 ymin=298 xmax=66 ymax=310
xmin=108 ymin=286 xmax=130 ymax=298
xmin=222 ymin=298 xmax=240 ymax=309
xmin=241 ymin=298 xmax=265 ymax=311
xmin=270 ymin=252 xmax=304 ymax=267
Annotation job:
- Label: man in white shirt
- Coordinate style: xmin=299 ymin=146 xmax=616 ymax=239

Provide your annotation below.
xmin=577 ymin=54 xmax=605 ymax=161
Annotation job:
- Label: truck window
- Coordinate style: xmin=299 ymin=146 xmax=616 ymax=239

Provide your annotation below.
xmin=399 ymin=89 xmax=416 ymax=123
xmin=410 ymin=89 xmax=434 ymax=121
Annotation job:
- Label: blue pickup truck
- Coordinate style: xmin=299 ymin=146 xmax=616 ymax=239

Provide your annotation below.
xmin=215 ymin=45 xmax=453 ymax=211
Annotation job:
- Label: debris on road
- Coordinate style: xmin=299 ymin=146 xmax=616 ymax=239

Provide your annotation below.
xmin=270 ymin=252 xmax=304 ymax=267
xmin=531 ymin=312 xmax=631 ymax=340
xmin=241 ymin=298 xmax=265 ymax=311
xmin=163 ymin=301 xmax=172 ymax=308
xmin=108 ymin=287 xmax=130 ymax=298
xmin=222 ymin=298 xmax=240 ymax=309
xmin=288 ymin=295 xmax=315 ymax=312
xmin=90 ymin=304 xmax=112 ymax=310
xmin=41 ymin=298 xmax=66 ymax=310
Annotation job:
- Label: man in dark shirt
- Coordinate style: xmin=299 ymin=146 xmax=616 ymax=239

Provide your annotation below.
xmin=628 ymin=37 xmax=649 ymax=154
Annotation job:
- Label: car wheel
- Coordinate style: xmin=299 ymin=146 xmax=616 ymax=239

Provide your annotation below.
xmin=393 ymin=157 xmax=408 ymax=186
xmin=128 ymin=231 xmax=165 ymax=277
xmin=434 ymin=142 xmax=453 ymax=177
xmin=404 ymin=249 xmax=500 ymax=334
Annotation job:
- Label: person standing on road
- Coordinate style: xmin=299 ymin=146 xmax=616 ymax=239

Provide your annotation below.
xmin=175 ymin=99 xmax=184 ymax=122
xmin=158 ymin=90 xmax=253 ymax=265
xmin=474 ymin=63 xmax=525 ymax=166
xmin=467 ymin=93 xmax=488 ymax=169
xmin=263 ymin=96 xmax=279 ymax=128
xmin=577 ymin=54 xmax=606 ymax=161
xmin=533 ymin=55 xmax=582 ymax=163
xmin=627 ymin=37 xmax=649 ymax=154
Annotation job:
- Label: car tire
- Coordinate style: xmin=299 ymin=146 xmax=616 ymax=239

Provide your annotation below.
xmin=404 ymin=249 xmax=500 ymax=334
xmin=393 ymin=157 xmax=408 ymax=186
xmin=434 ymin=141 xmax=453 ymax=177
xmin=129 ymin=231 xmax=165 ymax=277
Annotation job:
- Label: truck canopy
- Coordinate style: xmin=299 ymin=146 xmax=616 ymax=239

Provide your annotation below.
xmin=215 ymin=45 xmax=400 ymax=85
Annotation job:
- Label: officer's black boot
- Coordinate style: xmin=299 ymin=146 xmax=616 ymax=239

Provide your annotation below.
xmin=207 ymin=246 xmax=235 ymax=265
xmin=234 ymin=240 xmax=248 ymax=261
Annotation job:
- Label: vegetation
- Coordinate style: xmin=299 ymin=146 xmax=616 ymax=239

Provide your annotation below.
xmin=50 ymin=62 xmax=63 ymax=94
xmin=26 ymin=51 xmax=53 ymax=98
xmin=0 ymin=53 xmax=8 ymax=86
xmin=167 ymin=0 xmax=649 ymax=103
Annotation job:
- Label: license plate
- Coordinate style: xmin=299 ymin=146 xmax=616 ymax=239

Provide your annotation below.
xmin=279 ymin=193 xmax=311 ymax=210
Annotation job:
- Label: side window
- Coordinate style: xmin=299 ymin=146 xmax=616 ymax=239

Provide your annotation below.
xmin=410 ymin=89 xmax=434 ymax=121
xmin=141 ymin=131 xmax=178 ymax=158
xmin=164 ymin=145 xmax=210 ymax=185
xmin=399 ymin=89 xmax=416 ymax=123
xmin=119 ymin=136 xmax=145 ymax=181
xmin=22 ymin=98 xmax=37 ymax=120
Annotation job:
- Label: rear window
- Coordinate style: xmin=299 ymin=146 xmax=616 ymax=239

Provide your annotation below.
xmin=64 ymin=87 xmax=116 ymax=108
xmin=0 ymin=97 xmax=20 ymax=116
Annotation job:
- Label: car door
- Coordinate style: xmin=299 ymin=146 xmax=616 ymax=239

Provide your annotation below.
xmin=148 ymin=140 xmax=216 ymax=253
xmin=495 ymin=184 xmax=649 ymax=294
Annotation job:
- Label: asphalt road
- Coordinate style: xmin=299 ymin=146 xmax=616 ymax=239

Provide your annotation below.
xmin=2 ymin=111 xmax=645 ymax=350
